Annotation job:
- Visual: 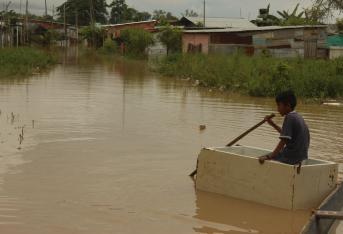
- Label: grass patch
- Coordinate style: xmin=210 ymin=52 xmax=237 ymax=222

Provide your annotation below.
xmin=0 ymin=47 xmax=56 ymax=77
xmin=154 ymin=53 xmax=343 ymax=98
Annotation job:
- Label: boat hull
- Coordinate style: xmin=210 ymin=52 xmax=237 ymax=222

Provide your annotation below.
xmin=195 ymin=146 xmax=338 ymax=210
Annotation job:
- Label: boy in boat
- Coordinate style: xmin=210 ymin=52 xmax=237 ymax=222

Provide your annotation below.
xmin=259 ymin=90 xmax=310 ymax=165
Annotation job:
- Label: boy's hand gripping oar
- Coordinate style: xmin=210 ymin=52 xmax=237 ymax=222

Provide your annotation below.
xmin=189 ymin=113 xmax=276 ymax=177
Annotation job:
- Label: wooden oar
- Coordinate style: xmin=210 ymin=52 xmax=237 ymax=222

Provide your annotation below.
xmin=189 ymin=113 xmax=276 ymax=177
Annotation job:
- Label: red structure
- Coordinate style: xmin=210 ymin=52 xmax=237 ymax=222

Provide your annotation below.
xmin=17 ymin=19 xmax=68 ymax=30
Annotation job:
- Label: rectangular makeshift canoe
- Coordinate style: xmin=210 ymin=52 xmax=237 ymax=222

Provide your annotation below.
xmin=195 ymin=145 xmax=338 ymax=210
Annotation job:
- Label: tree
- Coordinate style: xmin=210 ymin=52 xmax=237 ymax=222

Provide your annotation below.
xmin=337 ymin=18 xmax=343 ymax=32
xmin=182 ymin=9 xmax=198 ymax=17
xmin=252 ymin=3 xmax=323 ymax=26
xmin=315 ymin=0 xmax=343 ymax=13
xmin=136 ymin=11 xmax=152 ymax=21
xmin=120 ymin=28 xmax=154 ymax=56
xmin=80 ymin=26 xmax=106 ymax=47
xmin=306 ymin=0 xmax=343 ymax=22
xmin=109 ymin=0 xmax=127 ymax=23
xmin=56 ymin=0 xmax=108 ymax=26
xmin=277 ymin=4 xmax=313 ymax=26
xmin=303 ymin=4 xmax=327 ymax=23
xmin=252 ymin=4 xmax=280 ymax=26
xmin=277 ymin=4 xmax=304 ymax=21
xmin=158 ymin=26 xmax=182 ymax=55
xmin=278 ymin=3 xmax=324 ymax=25
xmin=109 ymin=0 xmax=152 ymax=24
xmin=152 ymin=10 xmax=178 ymax=25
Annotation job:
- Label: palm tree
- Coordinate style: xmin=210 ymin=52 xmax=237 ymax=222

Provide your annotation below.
xmin=277 ymin=4 xmax=305 ymax=20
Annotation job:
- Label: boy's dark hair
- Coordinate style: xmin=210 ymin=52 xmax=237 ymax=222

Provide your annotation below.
xmin=276 ymin=90 xmax=297 ymax=110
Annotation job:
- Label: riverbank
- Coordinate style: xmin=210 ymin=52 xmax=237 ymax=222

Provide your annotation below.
xmin=0 ymin=47 xmax=56 ymax=77
xmin=153 ymin=53 xmax=343 ymax=99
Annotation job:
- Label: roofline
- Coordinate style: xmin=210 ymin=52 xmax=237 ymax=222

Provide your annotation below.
xmin=101 ymin=20 xmax=157 ymax=28
xmin=180 ymin=16 xmax=251 ymax=20
xmin=183 ymin=25 xmax=328 ymax=34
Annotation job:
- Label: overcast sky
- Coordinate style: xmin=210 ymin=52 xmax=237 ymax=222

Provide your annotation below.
xmin=1 ymin=0 xmax=323 ymax=19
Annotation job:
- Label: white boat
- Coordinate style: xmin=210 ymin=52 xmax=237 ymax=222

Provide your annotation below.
xmin=195 ymin=145 xmax=338 ymax=210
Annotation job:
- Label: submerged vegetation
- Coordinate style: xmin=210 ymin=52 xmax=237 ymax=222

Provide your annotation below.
xmin=0 ymin=47 xmax=56 ymax=77
xmin=155 ymin=53 xmax=343 ymax=98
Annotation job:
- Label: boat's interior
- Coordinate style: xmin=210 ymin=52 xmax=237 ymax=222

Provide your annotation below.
xmin=213 ymin=146 xmax=332 ymax=166
xmin=215 ymin=146 xmax=271 ymax=158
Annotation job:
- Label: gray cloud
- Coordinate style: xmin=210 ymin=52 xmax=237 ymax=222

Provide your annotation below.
xmin=1 ymin=0 xmax=320 ymax=19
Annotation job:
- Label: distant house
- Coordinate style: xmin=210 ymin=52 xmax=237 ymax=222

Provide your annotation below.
xmin=182 ymin=25 xmax=328 ymax=59
xmin=178 ymin=17 xmax=257 ymax=29
xmin=102 ymin=20 xmax=157 ymax=39
xmin=26 ymin=19 xmax=77 ymax=46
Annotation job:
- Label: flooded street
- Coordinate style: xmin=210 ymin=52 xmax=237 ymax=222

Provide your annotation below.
xmin=0 ymin=51 xmax=342 ymax=234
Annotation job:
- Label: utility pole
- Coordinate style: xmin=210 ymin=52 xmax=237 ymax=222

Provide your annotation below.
xmin=203 ymin=0 xmax=206 ymax=28
xmin=52 ymin=5 xmax=55 ymax=20
xmin=25 ymin=0 xmax=28 ymax=43
xmin=44 ymin=0 xmax=47 ymax=17
xmin=75 ymin=8 xmax=78 ymax=44
xmin=90 ymin=0 xmax=95 ymax=47
xmin=64 ymin=2 xmax=67 ymax=47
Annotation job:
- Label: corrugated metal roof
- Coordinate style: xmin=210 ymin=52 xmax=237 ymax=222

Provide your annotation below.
xmin=184 ymin=17 xmax=257 ymax=28
xmin=101 ymin=20 xmax=157 ymax=28
xmin=183 ymin=25 xmax=327 ymax=34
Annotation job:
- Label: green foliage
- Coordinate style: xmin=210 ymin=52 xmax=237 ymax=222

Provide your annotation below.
xmin=182 ymin=9 xmax=199 ymax=17
xmin=158 ymin=26 xmax=182 ymax=55
xmin=31 ymin=30 xmax=63 ymax=46
xmin=253 ymin=3 xmax=322 ymax=26
xmin=56 ymin=0 xmax=108 ymax=26
xmin=0 ymin=10 xmax=20 ymax=25
xmin=120 ymin=28 xmax=154 ymax=57
xmin=156 ymin=53 xmax=343 ymax=98
xmin=0 ymin=47 xmax=56 ymax=77
xmin=252 ymin=4 xmax=280 ymax=26
xmin=109 ymin=0 xmax=151 ymax=24
xmin=277 ymin=4 xmax=304 ymax=20
xmin=99 ymin=38 xmax=118 ymax=54
xmin=152 ymin=10 xmax=178 ymax=26
xmin=80 ymin=26 xmax=106 ymax=48
xmin=337 ymin=18 xmax=343 ymax=33
xmin=278 ymin=4 xmax=320 ymax=26
xmin=313 ymin=0 xmax=343 ymax=19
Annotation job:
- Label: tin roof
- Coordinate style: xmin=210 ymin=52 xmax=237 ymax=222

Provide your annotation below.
xmin=183 ymin=25 xmax=327 ymax=34
xmin=101 ymin=20 xmax=157 ymax=28
xmin=181 ymin=17 xmax=257 ymax=28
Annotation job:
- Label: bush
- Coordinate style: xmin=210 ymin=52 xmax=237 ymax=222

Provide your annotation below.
xmin=99 ymin=38 xmax=118 ymax=54
xmin=0 ymin=47 xmax=56 ymax=77
xmin=30 ymin=29 xmax=63 ymax=46
xmin=155 ymin=53 xmax=343 ymax=98
xmin=120 ymin=28 xmax=154 ymax=57
xmin=158 ymin=26 xmax=182 ymax=55
xmin=80 ymin=26 xmax=106 ymax=48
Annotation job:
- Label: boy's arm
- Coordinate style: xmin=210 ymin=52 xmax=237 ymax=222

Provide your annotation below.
xmin=259 ymin=140 xmax=286 ymax=164
xmin=265 ymin=116 xmax=282 ymax=133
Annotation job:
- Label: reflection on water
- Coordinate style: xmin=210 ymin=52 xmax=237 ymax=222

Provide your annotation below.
xmin=194 ymin=191 xmax=308 ymax=234
xmin=0 ymin=49 xmax=341 ymax=233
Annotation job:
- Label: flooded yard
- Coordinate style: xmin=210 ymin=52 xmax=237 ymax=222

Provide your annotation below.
xmin=0 ymin=51 xmax=342 ymax=234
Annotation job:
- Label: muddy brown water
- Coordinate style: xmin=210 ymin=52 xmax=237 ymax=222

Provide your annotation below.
xmin=0 ymin=51 xmax=342 ymax=234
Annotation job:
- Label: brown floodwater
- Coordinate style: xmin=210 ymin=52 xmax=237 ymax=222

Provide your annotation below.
xmin=0 ymin=50 xmax=342 ymax=234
